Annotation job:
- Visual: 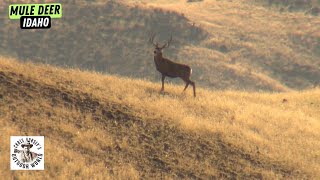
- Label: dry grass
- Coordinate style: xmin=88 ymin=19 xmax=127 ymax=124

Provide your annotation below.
xmin=1 ymin=0 xmax=319 ymax=91
xmin=125 ymin=0 xmax=320 ymax=89
xmin=0 ymin=57 xmax=319 ymax=178
xmin=1 ymin=1 xmax=319 ymax=178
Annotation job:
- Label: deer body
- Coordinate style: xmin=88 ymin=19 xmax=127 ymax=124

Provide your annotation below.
xmin=154 ymin=54 xmax=191 ymax=78
xmin=150 ymin=34 xmax=196 ymax=97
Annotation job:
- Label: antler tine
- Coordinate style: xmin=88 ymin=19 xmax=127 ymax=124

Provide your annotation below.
xmin=149 ymin=33 xmax=157 ymax=47
xmin=167 ymin=35 xmax=172 ymax=48
xmin=161 ymin=35 xmax=172 ymax=49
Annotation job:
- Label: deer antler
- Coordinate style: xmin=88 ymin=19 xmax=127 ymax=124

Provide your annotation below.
xmin=161 ymin=35 xmax=172 ymax=49
xmin=149 ymin=33 xmax=157 ymax=47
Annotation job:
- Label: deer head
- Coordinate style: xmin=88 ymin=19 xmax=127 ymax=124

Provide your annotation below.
xmin=149 ymin=34 xmax=172 ymax=56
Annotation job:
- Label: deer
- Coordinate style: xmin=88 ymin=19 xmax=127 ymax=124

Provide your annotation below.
xmin=149 ymin=34 xmax=196 ymax=97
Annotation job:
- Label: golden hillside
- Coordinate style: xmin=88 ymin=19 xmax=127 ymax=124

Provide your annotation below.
xmin=1 ymin=0 xmax=319 ymax=91
xmin=1 ymin=57 xmax=319 ymax=179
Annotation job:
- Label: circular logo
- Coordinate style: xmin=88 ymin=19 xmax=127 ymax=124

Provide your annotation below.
xmin=11 ymin=136 xmax=44 ymax=170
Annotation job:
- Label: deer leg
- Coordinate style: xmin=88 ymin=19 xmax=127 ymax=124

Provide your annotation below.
xmin=160 ymin=74 xmax=165 ymax=93
xmin=189 ymin=80 xmax=196 ymax=97
xmin=183 ymin=81 xmax=190 ymax=91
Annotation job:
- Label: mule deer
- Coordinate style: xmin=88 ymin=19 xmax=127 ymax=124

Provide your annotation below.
xmin=149 ymin=34 xmax=196 ymax=97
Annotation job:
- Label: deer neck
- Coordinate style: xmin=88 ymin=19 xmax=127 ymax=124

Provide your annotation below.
xmin=155 ymin=53 xmax=164 ymax=60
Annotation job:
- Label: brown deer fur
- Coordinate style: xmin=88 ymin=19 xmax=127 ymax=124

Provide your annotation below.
xmin=150 ymin=34 xmax=196 ymax=97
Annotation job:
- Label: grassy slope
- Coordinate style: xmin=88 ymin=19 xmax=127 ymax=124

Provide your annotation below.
xmin=130 ymin=0 xmax=320 ymax=90
xmin=1 ymin=0 xmax=319 ymax=91
xmin=0 ymin=57 xmax=319 ymax=179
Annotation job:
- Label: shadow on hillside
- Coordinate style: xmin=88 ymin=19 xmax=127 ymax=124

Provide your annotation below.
xmin=0 ymin=0 xmax=208 ymax=81
xmin=0 ymin=68 xmax=309 ymax=178
xmin=252 ymin=0 xmax=319 ymax=15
